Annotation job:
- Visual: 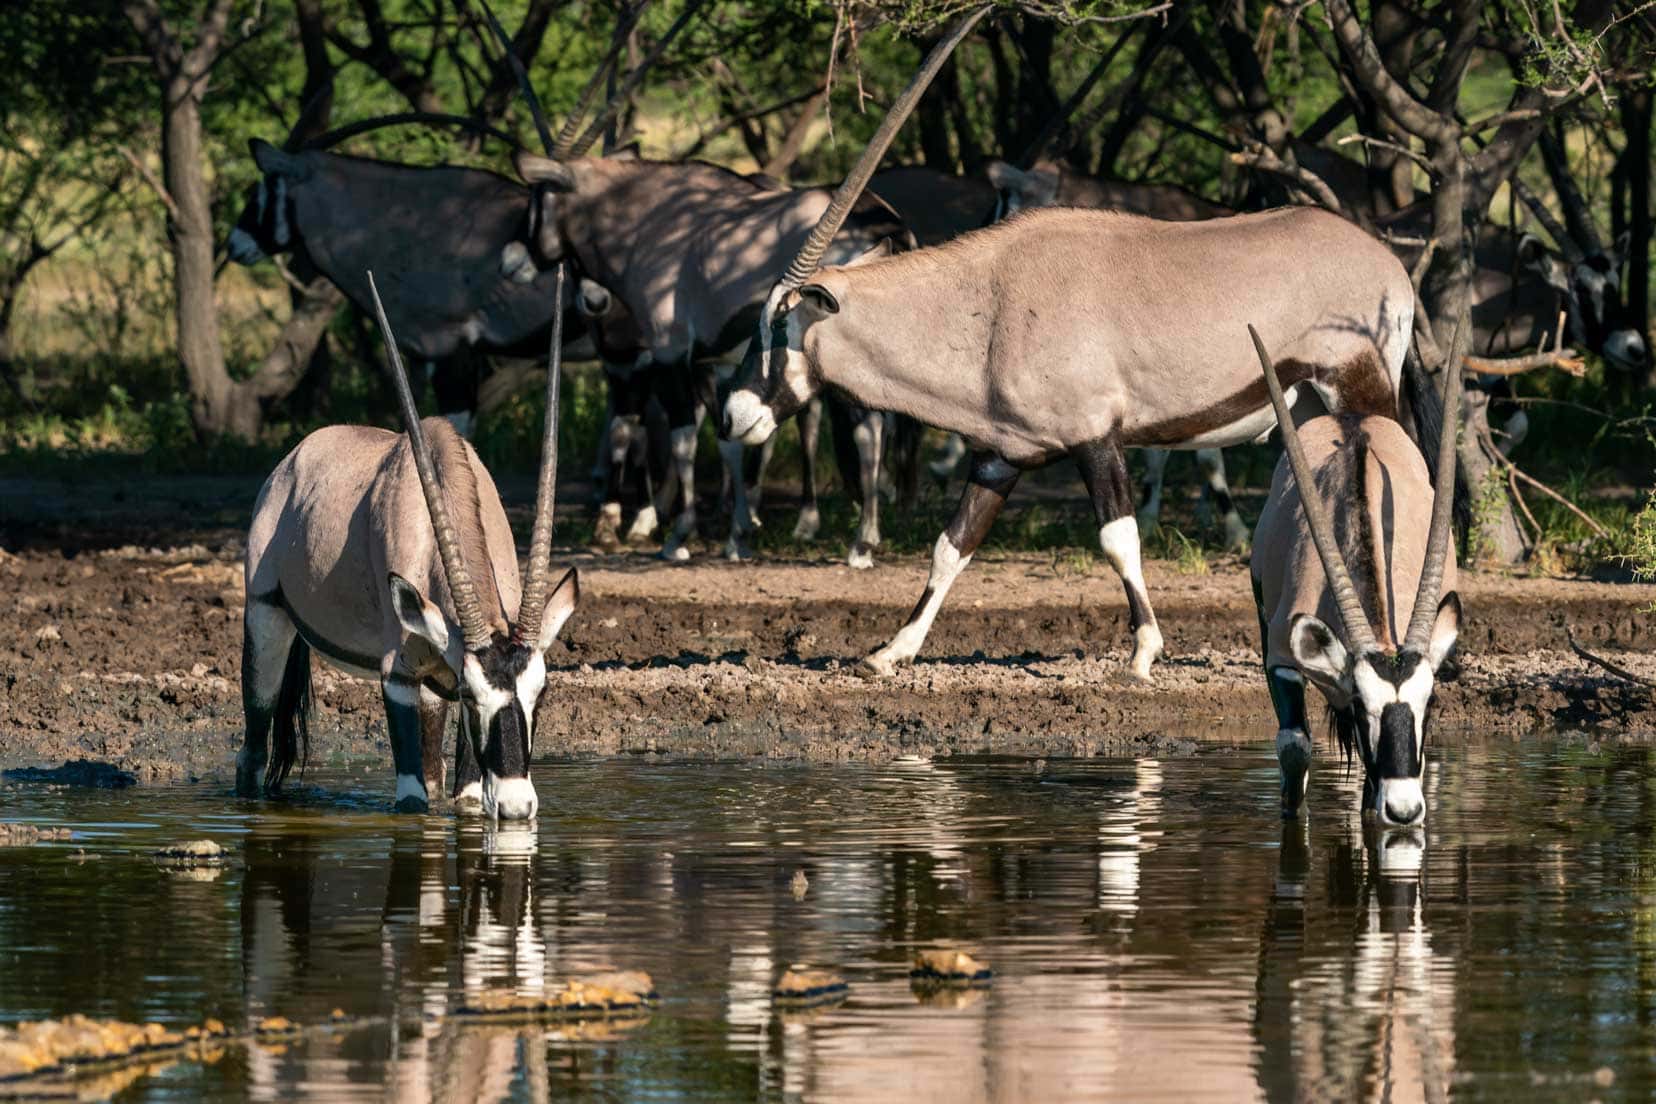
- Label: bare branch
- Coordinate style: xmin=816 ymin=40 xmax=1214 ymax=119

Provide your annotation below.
xmin=115 ymin=143 xmax=180 ymax=222
xmin=1323 ymin=0 xmax=1458 ymax=145
xmin=1228 ymin=142 xmax=1353 ymax=220
xmin=1569 ymin=632 xmax=1656 ymax=687
xmin=1462 ymin=349 xmax=1586 ymax=377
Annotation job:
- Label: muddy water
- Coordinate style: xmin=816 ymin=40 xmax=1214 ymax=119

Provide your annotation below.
xmin=0 ymin=735 xmax=1650 ymax=1102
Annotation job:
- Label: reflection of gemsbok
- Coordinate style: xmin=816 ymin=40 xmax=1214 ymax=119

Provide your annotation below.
xmin=1253 ymin=816 xmax=1454 ymax=1104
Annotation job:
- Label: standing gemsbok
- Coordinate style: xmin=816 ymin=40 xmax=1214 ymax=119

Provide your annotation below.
xmin=1248 ymin=323 xmax=1460 ymax=825
xmin=238 ymin=274 xmax=578 ymax=819
xmin=721 ymin=202 xmax=1437 ymax=682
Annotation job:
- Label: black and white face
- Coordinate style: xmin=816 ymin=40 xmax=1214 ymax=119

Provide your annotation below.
xmin=391 ymin=569 xmax=579 ymax=821
xmin=226 ymin=175 xmax=296 ymax=266
xmin=718 ymin=294 xmax=828 ymax=447
xmin=1522 ymin=234 xmax=1647 ymax=371
xmin=1288 ymin=595 xmax=1461 ymax=827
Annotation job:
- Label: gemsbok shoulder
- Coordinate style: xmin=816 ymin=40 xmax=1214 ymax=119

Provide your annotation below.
xmin=1247 ymin=323 xmax=1460 ymax=825
xmin=238 ymin=275 xmax=578 ymax=820
xmin=722 ymin=203 xmax=1437 ymax=682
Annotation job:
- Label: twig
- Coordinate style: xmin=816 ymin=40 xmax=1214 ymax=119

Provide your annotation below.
xmin=1568 ymin=631 xmax=1656 ymax=688
xmin=1228 ymin=142 xmax=1351 ymax=220
xmin=1407 ymin=236 xmax=1438 ymax=293
xmin=1462 ymin=349 xmax=1586 ymax=377
xmin=1507 ymin=461 xmax=1540 ymax=541
xmin=1336 ymin=131 xmax=1433 ymax=172
xmin=114 ymin=143 xmax=179 ymax=222
xmin=1478 ymin=421 xmax=1611 ymax=539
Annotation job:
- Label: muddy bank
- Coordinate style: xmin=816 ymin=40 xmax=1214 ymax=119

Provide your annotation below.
xmin=1 ymin=544 xmax=1653 ymax=783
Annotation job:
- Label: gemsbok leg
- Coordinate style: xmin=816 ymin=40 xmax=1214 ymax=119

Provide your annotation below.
xmin=793 ymin=398 xmax=823 ymax=540
xmin=1076 ymin=437 xmax=1165 ymax=682
xmin=860 ymin=454 xmax=1019 ymax=676
xmin=655 ymin=366 xmax=703 ymax=562
xmin=237 ymin=596 xmax=303 ymax=797
xmin=1255 ymin=578 xmax=1312 ymax=818
xmin=1195 ymin=449 xmax=1250 ymax=552
xmin=416 ymin=683 xmax=449 ymax=804
xmin=381 ymin=659 xmax=435 ymax=813
xmin=830 ymin=398 xmax=886 ymax=569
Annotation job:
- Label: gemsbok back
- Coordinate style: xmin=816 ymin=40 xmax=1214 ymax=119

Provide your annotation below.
xmin=238 ymin=274 xmax=578 ymax=819
xmin=1248 ymin=323 xmax=1460 ymax=825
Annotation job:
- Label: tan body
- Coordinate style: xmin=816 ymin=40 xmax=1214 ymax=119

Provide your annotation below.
xmin=246 ymin=421 xmax=519 ymax=680
xmin=1252 ymin=415 xmax=1456 ymax=673
xmin=798 ymin=206 xmax=1411 ymax=465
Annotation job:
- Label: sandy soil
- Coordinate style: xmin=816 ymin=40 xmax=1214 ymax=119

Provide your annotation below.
xmin=2 ymin=533 xmax=1653 ymax=786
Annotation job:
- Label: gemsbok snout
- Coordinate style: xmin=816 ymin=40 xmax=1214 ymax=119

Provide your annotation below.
xmin=1248 ymin=324 xmax=1461 ymax=826
xmin=238 ymin=274 xmax=579 ymax=820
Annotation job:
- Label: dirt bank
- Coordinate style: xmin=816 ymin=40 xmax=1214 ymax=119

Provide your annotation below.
xmin=2 ymin=543 xmax=1653 ymax=784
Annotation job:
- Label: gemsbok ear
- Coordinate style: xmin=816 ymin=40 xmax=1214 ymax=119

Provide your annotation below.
xmin=1288 ymin=614 xmax=1352 ymax=690
xmin=388 ymin=572 xmax=452 ymax=654
xmin=847 ymin=239 xmax=893 ymax=266
xmin=250 ymin=138 xmax=311 ymax=182
xmin=798 ymin=284 xmax=840 ymax=316
xmin=534 ymin=568 xmax=580 ymax=655
xmin=514 ymin=151 xmax=577 ymax=192
xmin=984 ymin=160 xmax=1023 ymax=191
xmin=1427 ymin=592 xmax=1461 ymax=671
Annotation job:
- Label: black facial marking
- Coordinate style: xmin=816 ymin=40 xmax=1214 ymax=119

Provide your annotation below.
xmin=1375 ymin=702 xmax=1419 ymax=779
xmin=476 ymin=637 xmax=533 ymax=691
xmin=485 ymin=702 xmax=530 ymax=779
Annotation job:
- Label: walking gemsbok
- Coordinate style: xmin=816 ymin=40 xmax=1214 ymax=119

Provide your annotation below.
xmin=722 ymin=201 xmax=1441 ymax=681
xmin=1248 ymin=323 xmax=1460 ymax=825
xmin=238 ymin=275 xmax=578 ymax=819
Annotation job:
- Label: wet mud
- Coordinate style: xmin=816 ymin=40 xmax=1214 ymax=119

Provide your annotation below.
xmin=2 ymin=542 xmax=1654 ymax=783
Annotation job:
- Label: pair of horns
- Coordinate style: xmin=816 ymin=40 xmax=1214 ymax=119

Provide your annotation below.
xmin=367 ymin=271 xmax=563 ymax=650
xmin=478 ymin=0 xmax=702 ymax=162
xmin=1250 ymin=321 xmax=1460 ymax=658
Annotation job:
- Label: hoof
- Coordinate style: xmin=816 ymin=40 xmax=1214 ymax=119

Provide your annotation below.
xmin=846 ymin=544 xmax=874 ymax=570
xmin=453 ymin=781 xmax=485 ymax=815
xmin=626 ymin=505 xmax=659 ymax=543
xmin=1127 ymin=625 xmax=1164 ymax=682
xmin=394 ymin=795 xmax=430 ymax=814
xmin=857 ymin=652 xmax=900 ymax=679
xmin=659 ymin=540 xmax=692 ymax=563
xmin=1223 ymin=517 xmax=1252 ymax=555
xmin=792 ymin=506 xmax=821 ymax=542
xmin=724 ymin=536 xmax=754 ymax=562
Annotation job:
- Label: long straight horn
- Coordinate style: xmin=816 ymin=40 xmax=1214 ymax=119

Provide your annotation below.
xmin=367 ymin=272 xmax=493 ymax=651
xmin=515 ymin=262 xmax=567 ymax=644
xmin=477 ymin=0 xmax=558 ymax=155
xmin=1249 ymin=324 xmax=1380 ymax=658
xmin=565 ymin=0 xmax=707 ymax=158
xmin=553 ymin=2 xmax=649 ymax=158
xmin=1403 ymin=315 xmax=1464 ymax=654
xmin=770 ymin=6 xmax=989 ymax=299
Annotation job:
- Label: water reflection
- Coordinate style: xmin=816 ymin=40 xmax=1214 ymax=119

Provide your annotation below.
xmin=3 ymin=739 xmax=1655 ymax=1100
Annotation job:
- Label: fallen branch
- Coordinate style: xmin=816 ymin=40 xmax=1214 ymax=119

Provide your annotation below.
xmin=1477 ymin=420 xmax=1611 ymax=539
xmin=1568 ymin=632 xmax=1656 ymax=688
xmin=1462 ymin=349 xmax=1585 ymax=377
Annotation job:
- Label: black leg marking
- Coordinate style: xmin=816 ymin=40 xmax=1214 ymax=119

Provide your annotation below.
xmin=383 ymin=678 xmax=428 ymax=813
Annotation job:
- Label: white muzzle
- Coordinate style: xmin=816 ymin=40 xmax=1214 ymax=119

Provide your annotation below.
xmin=724 ymin=390 xmax=777 ymax=446
xmin=484 ymin=774 xmax=538 ymax=821
xmin=1374 ymin=777 xmax=1425 ymax=826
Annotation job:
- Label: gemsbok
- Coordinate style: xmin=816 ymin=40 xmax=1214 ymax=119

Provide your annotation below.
xmin=238 ymin=274 xmax=578 ymax=820
xmin=1247 ymin=323 xmax=1460 ymax=825
xmin=722 ymin=202 xmax=1438 ymax=682
xmin=983 ymin=155 xmax=1250 ymax=550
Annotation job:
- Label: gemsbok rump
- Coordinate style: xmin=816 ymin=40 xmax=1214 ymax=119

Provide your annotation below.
xmin=1248 ymin=323 xmax=1460 ymax=825
xmin=238 ymin=275 xmax=578 ymax=819
xmin=723 ymin=203 xmax=1435 ymax=682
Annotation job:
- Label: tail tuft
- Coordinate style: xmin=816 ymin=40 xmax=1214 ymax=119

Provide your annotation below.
xmin=265 ymin=636 xmax=312 ymax=792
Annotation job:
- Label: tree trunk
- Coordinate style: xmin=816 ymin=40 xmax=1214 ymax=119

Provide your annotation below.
xmin=1623 ymin=86 xmax=1652 ymax=389
xmin=158 ymin=71 xmax=239 ymax=439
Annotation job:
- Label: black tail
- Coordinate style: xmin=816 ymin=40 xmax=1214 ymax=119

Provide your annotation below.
xmin=1401 ymin=340 xmax=1471 ymax=541
xmin=265 ymin=636 xmax=312 ymax=792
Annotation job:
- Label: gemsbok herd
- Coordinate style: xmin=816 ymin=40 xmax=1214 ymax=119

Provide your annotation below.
xmin=232 ymin=10 xmax=1620 ymax=832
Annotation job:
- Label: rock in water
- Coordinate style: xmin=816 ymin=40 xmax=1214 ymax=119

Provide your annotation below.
xmin=772 ymin=967 xmax=848 ymax=1008
xmin=153 ymin=840 xmax=229 ymax=867
xmin=456 ymin=971 xmax=657 ymax=1019
xmin=910 ymin=949 xmax=992 ymax=985
xmin=0 ymin=823 xmax=71 ymax=847
xmin=789 ymin=869 xmax=809 ymax=900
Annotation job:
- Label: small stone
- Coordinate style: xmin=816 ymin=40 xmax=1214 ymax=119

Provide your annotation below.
xmin=1593 ymin=1067 xmax=1615 ymax=1088
xmin=255 ymin=1017 xmax=296 ymax=1034
xmin=773 ymin=967 xmax=848 ymax=1006
xmin=34 ymin=624 xmax=60 ymax=644
xmin=153 ymin=839 xmax=228 ymax=865
xmin=910 ymin=949 xmax=993 ymax=985
xmin=790 ymin=869 xmax=809 ymax=900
